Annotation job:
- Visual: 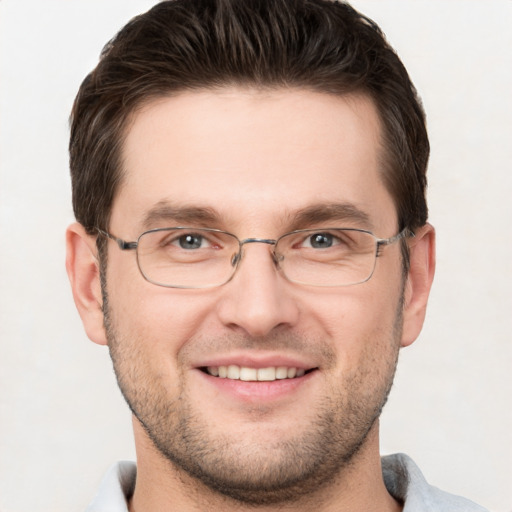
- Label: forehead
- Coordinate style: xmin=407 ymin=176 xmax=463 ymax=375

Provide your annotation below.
xmin=112 ymin=88 xmax=396 ymax=235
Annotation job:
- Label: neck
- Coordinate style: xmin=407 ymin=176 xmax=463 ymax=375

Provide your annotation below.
xmin=128 ymin=418 xmax=402 ymax=512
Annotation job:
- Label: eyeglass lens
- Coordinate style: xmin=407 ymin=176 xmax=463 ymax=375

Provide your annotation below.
xmin=135 ymin=227 xmax=380 ymax=289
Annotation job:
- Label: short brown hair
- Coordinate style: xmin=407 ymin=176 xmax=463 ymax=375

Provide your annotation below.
xmin=70 ymin=0 xmax=429 ymax=241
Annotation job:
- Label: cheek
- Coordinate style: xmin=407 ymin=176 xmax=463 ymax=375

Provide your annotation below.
xmin=303 ymin=278 xmax=403 ymax=366
xmin=107 ymin=263 xmax=220 ymax=356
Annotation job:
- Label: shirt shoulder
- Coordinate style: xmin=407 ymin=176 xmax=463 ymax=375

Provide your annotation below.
xmin=382 ymin=453 xmax=489 ymax=512
xmin=87 ymin=455 xmax=489 ymax=511
xmin=85 ymin=461 xmax=136 ymax=512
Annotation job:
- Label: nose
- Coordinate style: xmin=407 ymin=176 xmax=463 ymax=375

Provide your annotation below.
xmin=216 ymin=241 xmax=300 ymax=337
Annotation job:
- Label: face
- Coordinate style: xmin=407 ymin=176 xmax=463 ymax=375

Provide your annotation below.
xmin=102 ymin=89 xmax=407 ymax=503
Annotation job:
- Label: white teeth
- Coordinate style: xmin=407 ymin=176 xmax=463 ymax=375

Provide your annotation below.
xmin=205 ymin=365 xmax=310 ymax=381
xmin=227 ymin=365 xmax=240 ymax=379
xmin=240 ymin=367 xmax=257 ymax=381
xmin=257 ymin=367 xmax=276 ymax=381
xmin=276 ymin=366 xmax=288 ymax=379
xmin=287 ymin=367 xmax=297 ymax=379
xmin=207 ymin=366 xmax=219 ymax=377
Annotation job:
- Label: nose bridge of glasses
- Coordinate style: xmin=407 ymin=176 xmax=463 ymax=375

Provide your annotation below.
xmin=231 ymin=238 xmax=278 ymax=267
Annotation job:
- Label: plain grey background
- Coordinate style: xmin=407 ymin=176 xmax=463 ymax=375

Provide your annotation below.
xmin=1 ymin=1 xmax=511 ymax=511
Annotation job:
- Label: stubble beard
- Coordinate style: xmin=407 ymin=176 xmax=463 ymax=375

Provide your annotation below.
xmin=102 ymin=281 xmax=403 ymax=506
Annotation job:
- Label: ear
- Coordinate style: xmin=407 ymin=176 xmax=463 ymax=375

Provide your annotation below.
xmin=401 ymin=223 xmax=436 ymax=347
xmin=65 ymin=223 xmax=108 ymax=345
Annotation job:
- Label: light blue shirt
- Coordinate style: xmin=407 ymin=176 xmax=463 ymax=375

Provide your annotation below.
xmin=85 ymin=453 xmax=489 ymax=511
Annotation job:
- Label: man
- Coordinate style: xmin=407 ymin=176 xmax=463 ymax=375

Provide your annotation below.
xmin=65 ymin=1 xmax=488 ymax=510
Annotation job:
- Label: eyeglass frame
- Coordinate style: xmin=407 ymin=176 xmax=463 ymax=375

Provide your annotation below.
xmin=96 ymin=226 xmax=414 ymax=289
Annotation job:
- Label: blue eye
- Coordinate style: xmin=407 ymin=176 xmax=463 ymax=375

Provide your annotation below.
xmin=178 ymin=234 xmax=204 ymax=249
xmin=308 ymin=233 xmax=334 ymax=249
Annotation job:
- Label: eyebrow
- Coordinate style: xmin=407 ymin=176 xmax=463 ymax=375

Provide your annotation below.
xmin=141 ymin=202 xmax=222 ymax=230
xmin=287 ymin=203 xmax=373 ymax=231
xmin=140 ymin=200 xmax=372 ymax=232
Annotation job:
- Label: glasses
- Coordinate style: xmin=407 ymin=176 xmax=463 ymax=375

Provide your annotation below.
xmin=97 ymin=226 xmax=412 ymax=289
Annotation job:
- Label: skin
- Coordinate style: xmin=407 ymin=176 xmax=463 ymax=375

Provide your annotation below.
xmin=66 ymin=88 xmax=435 ymax=512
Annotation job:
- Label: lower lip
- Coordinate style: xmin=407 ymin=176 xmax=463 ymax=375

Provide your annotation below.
xmin=195 ymin=369 xmax=316 ymax=402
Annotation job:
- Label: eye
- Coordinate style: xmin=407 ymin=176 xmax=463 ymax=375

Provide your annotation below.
xmin=303 ymin=232 xmax=338 ymax=249
xmin=175 ymin=233 xmax=207 ymax=250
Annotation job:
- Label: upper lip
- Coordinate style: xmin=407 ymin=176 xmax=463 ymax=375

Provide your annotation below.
xmin=193 ymin=351 xmax=319 ymax=370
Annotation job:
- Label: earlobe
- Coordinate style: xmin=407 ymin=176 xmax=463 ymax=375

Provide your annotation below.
xmin=401 ymin=223 xmax=436 ymax=347
xmin=65 ymin=223 xmax=108 ymax=346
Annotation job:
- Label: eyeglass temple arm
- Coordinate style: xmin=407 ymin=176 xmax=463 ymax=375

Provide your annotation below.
xmin=96 ymin=229 xmax=138 ymax=251
xmin=377 ymin=228 xmax=415 ymax=246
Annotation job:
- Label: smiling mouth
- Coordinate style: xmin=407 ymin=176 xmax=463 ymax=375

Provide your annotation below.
xmin=201 ymin=365 xmax=316 ymax=382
